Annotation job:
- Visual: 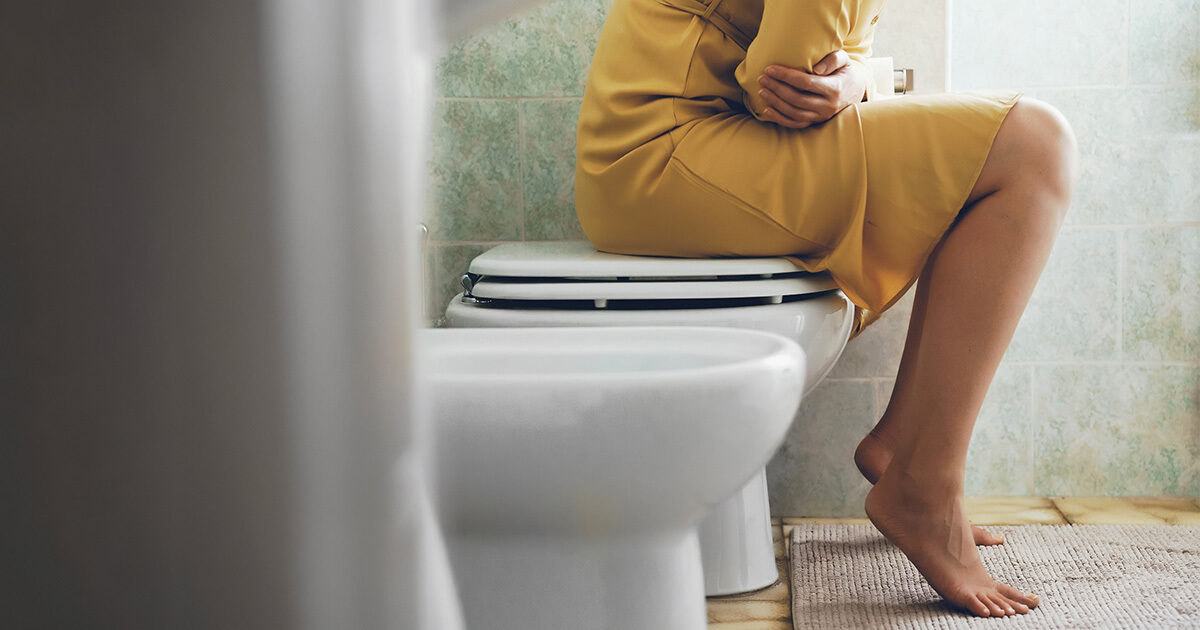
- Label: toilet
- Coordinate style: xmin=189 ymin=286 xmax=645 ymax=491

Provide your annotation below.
xmin=440 ymin=240 xmax=855 ymax=595
xmin=422 ymin=325 xmax=807 ymax=630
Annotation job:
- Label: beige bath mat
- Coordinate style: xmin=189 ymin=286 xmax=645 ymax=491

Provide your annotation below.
xmin=790 ymin=523 xmax=1200 ymax=629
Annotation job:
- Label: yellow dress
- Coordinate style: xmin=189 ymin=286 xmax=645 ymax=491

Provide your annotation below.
xmin=573 ymin=0 xmax=1025 ymax=337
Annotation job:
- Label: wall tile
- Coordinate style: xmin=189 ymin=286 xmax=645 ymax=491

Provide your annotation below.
xmin=950 ymin=0 xmax=1127 ymax=90
xmin=1033 ymin=364 xmax=1200 ymax=496
xmin=828 ymin=286 xmax=913 ymax=378
xmin=423 ymin=237 xmax=436 ymax=325
xmin=1130 ymin=0 xmax=1200 ymax=84
xmin=1030 ymin=86 xmax=1200 ymax=226
xmin=964 ymin=364 xmax=1033 ymax=495
xmin=874 ymin=365 xmax=1032 ymax=496
xmin=1003 ymin=229 xmax=1120 ymax=361
xmin=427 ymin=100 xmax=522 ymax=241
xmin=871 ymin=0 xmax=948 ymax=93
xmin=1030 ymin=85 xmax=1200 ymax=141
xmin=435 ymin=0 xmax=609 ymax=97
xmin=1123 ymin=225 xmax=1200 ymax=361
xmin=520 ymin=99 xmax=588 ymax=240
xmin=767 ymin=379 xmax=875 ymax=517
xmin=1195 ymin=460 xmax=1200 ymax=499
xmin=874 ymin=378 xmax=896 ymax=420
xmin=1064 ymin=136 xmax=1200 ymax=226
xmin=428 ymin=242 xmax=499 ymax=323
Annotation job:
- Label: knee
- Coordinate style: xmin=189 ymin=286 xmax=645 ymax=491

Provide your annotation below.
xmin=1008 ymin=98 xmax=1079 ymax=216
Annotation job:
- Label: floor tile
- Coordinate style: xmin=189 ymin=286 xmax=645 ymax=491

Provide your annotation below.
xmin=1054 ymin=496 xmax=1200 ymax=525
xmin=780 ymin=517 xmax=873 ymax=524
xmin=709 ymin=521 xmax=791 ymax=624
xmin=780 ymin=517 xmax=871 ymax=542
xmin=707 ymin=622 xmax=792 ymax=630
xmin=964 ymin=496 xmax=1068 ymax=525
xmin=709 ymin=559 xmax=790 ymax=603
xmin=706 ymin=599 xmax=790 ymax=626
xmin=1129 ymin=497 xmax=1200 ymax=524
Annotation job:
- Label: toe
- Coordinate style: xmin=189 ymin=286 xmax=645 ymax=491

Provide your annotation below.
xmin=997 ymin=583 xmax=1039 ymax=609
xmin=966 ymin=594 xmax=991 ymax=617
xmin=972 ymin=526 xmax=1005 ymax=546
xmin=994 ymin=594 xmax=1017 ymax=616
xmin=980 ymin=594 xmax=1008 ymax=616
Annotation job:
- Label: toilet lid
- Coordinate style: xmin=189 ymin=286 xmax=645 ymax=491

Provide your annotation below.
xmin=465 ymin=241 xmax=838 ymax=302
xmin=470 ymin=276 xmax=836 ymax=301
xmin=469 ymin=241 xmax=805 ymax=278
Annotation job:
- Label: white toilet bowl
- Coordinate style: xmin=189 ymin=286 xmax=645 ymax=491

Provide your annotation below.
xmin=421 ymin=325 xmax=806 ymax=630
xmin=440 ymin=240 xmax=854 ymax=595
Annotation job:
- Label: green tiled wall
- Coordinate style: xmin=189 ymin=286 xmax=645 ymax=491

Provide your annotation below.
xmin=947 ymin=0 xmax=1200 ymax=503
xmin=426 ymin=0 xmax=1200 ymax=513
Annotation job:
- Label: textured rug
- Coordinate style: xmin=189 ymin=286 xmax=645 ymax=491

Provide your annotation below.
xmin=790 ymin=523 xmax=1200 ymax=629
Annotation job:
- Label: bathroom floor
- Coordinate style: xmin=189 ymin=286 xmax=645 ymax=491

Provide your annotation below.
xmin=708 ymin=497 xmax=1200 ymax=628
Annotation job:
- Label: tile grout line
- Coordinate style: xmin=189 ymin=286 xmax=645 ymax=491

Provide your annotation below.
xmin=783 ymin=527 xmax=792 ymax=621
xmin=1117 ymin=228 xmax=1124 ymax=360
xmin=904 ymin=81 xmax=1200 ymax=92
xmin=517 ymin=101 xmax=526 ymax=241
xmin=1028 ymin=365 xmax=1036 ymax=495
xmin=943 ymin=0 xmax=951 ymax=92
xmin=427 ymin=242 xmax=439 ymax=325
xmin=859 ymin=360 xmax=1200 ymax=367
xmin=1123 ymin=0 xmax=1131 ymax=86
xmin=1047 ymin=496 xmax=1073 ymax=524
xmin=1060 ymin=222 xmax=1200 ymax=230
xmin=871 ymin=378 xmax=882 ymax=421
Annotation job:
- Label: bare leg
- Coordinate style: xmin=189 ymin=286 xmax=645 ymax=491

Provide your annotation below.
xmin=860 ymin=98 xmax=1077 ymax=617
xmin=853 ymin=275 xmax=1005 ymax=546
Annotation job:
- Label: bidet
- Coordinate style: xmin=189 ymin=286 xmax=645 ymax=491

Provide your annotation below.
xmin=422 ymin=325 xmax=807 ymax=630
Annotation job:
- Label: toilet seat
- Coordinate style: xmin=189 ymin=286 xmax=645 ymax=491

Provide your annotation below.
xmin=462 ymin=241 xmax=837 ymax=307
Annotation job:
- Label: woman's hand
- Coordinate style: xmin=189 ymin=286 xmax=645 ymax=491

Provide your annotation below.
xmin=754 ymin=50 xmax=870 ymax=129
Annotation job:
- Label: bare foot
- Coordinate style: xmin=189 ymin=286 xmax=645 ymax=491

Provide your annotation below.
xmin=855 ymin=432 xmax=1005 ymax=547
xmin=864 ymin=468 xmax=1040 ymax=617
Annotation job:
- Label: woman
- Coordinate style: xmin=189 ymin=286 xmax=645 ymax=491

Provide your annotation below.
xmin=573 ymin=0 xmax=1078 ymax=618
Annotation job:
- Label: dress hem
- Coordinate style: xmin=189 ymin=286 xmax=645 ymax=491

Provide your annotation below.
xmin=843 ymin=88 xmax=1027 ymax=339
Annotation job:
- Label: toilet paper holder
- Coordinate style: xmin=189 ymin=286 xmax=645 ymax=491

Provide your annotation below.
xmin=865 ymin=57 xmax=914 ymax=97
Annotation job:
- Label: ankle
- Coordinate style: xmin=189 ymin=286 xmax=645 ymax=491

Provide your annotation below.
xmin=877 ymin=460 xmax=965 ymax=500
xmin=863 ymin=427 xmax=898 ymax=448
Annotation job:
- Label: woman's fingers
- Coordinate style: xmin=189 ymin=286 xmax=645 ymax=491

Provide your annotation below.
xmin=761 ymin=106 xmax=811 ymax=129
xmin=756 ymin=59 xmax=853 ymax=128
xmin=758 ymin=87 xmax=818 ymax=125
xmin=765 ymin=65 xmax=836 ymax=97
xmin=813 ymin=49 xmax=850 ymax=75
xmin=758 ymin=74 xmax=824 ymax=111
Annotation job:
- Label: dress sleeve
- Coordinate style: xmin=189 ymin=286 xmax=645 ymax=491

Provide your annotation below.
xmin=733 ymin=0 xmax=883 ymax=121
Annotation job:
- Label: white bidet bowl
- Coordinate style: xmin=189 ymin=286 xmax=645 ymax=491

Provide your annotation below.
xmin=421 ymin=325 xmax=806 ymax=630
xmin=444 ymin=287 xmax=853 ymax=595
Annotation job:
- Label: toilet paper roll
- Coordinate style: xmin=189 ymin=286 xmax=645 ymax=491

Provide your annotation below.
xmin=864 ymin=56 xmax=896 ymax=99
